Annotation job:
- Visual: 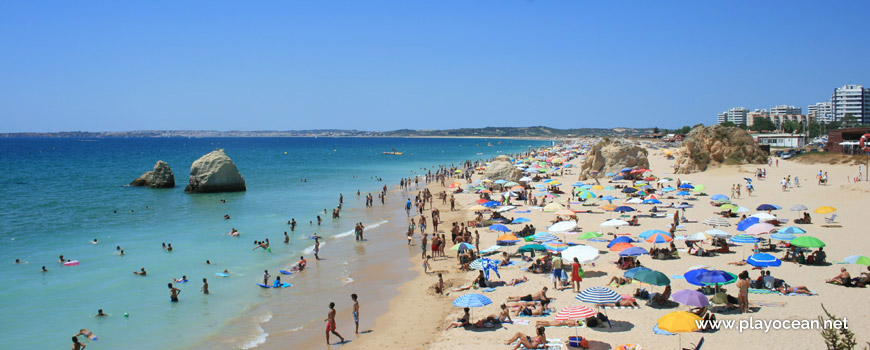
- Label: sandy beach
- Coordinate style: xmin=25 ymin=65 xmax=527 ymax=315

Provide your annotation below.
xmin=343 ymin=142 xmax=870 ymax=350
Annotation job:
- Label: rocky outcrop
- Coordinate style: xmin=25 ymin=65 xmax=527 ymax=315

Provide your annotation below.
xmin=674 ymin=125 xmax=767 ymax=174
xmin=578 ymin=139 xmax=649 ymax=180
xmin=130 ymin=160 xmax=175 ymax=188
xmin=184 ymin=149 xmax=246 ymax=193
xmin=485 ymin=155 xmax=523 ymax=182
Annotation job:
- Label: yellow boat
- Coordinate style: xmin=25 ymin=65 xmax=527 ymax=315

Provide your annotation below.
xmin=383 ymin=148 xmax=403 ymax=155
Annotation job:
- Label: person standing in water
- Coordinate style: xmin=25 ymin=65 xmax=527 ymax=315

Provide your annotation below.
xmin=325 ymin=302 xmax=345 ymax=344
xmin=168 ymin=283 xmax=180 ymax=302
xmin=72 ymin=336 xmax=86 ymax=349
xmin=201 ymin=278 xmax=209 ymax=295
xmin=314 ymin=237 xmax=321 ymax=260
xmin=263 ymin=270 xmax=271 ymax=285
xmin=352 ymin=294 xmax=360 ymax=335
xmin=284 ymin=232 xmax=290 ymax=244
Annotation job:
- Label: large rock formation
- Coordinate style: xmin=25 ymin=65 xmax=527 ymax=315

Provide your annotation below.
xmin=674 ymin=125 xmax=767 ymax=174
xmin=130 ymin=160 xmax=175 ymax=188
xmin=485 ymin=155 xmax=523 ymax=182
xmin=185 ymin=149 xmax=246 ymax=193
xmin=578 ymin=139 xmax=649 ymax=180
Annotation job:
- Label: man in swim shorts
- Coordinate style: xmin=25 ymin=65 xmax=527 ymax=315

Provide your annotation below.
xmin=168 ymin=283 xmax=180 ymax=302
xmin=325 ymin=302 xmax=345 ymax=344
xmin=351 ymin=294 xmax=360 ymax=334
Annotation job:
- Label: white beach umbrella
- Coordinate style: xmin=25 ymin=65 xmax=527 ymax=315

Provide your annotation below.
xmin=750 ymin=213 xmax=777 ymax=221
xmin=600 ymin=219 xmax=629 ymax=228
xmin=495 ymin=206 xmax=517 ymax=213
xmin=626 ymin=198 xmax=643 ymax=204
xmin=702 ymin=217 xmax=731 ymax=227
xmin=790 ymin=204 xmax=808 ymax=211
xmin=548 ymin=221 xmax=578 ymax=233
xmin=704 ymin=228 xmax=732 ymax=238
xmin=687 ymin=232 xmax=711 ymax=241
xmin=561 ymin=245 xmax=600 ymax=264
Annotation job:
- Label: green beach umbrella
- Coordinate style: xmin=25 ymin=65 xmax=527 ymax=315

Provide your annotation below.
xmin=577 ymin=232 xmax=603 ymax=240
xmin=518 ymin=244 xmax=548 ymax=253
xmin=844 ymin=255 xmax=870 ymax=266
xmin=633 ymin=270 xmax=671 ymax=286
xmin=719 ymin=204 xmax=738 ymax=211
xmin=791 ymin=236 xmax=826 ymax=248
xmin=692 ymin=184 xmax=706 ymax=192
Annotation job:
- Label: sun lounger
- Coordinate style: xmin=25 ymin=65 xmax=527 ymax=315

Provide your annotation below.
xmin=825 ymin=214 xmax=837 ymax=224
xmin=682 ymin=337 xmax=704 ymax=350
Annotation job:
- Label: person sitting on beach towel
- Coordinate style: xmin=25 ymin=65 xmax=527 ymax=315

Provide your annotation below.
xmin=826 ymin=268 xmax=852 ymax=286
xmin=445 ymin=307 xmax=471 ymax=330
xmin=807 ymin=248 xmax=826 ymax=265
xmin=648 ymin=285 xmax=672 ymax=306
xmin=509 ymin=299 xmax=551 ymax=317
xmin=505 ymin=327 xmax=546 ymax=350
xmin=500 ymin=252 xmax=511 ymax=266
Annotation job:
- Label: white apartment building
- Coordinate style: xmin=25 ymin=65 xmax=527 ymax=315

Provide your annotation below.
xmin=746 ymin=109 xmax=769 ymax=127
xmin=769 ymin=105 xmax=802 ymax=115
xmin=807 ymin=102 xmax=833 ymax=123
xmin=832 ymin=84 xmax=870 ymax=123
xmin=716 ymin=107 xmax=749 ymax=125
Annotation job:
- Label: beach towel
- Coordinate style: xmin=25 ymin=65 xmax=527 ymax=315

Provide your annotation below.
xmin=748 ymin=288 xmax=779 ymax=295
xmin=512 ymin=319 xmax=531 ymax=325
xmin=588 ymin=239 xmax=609 ymax=242
xmin=602 ymin=305 xmax=641 ymax=310
xmin=781 ymin=290 xmax=817 ymax=296
xmin=481 ymin=288 xmax=496 ymax=292
xmin=750 ymin=301 xmax=787 ymax=308
xmin=515 ymin=210 xmax=531 ymax=213
xmin=480 ymin=245 xmax=502 ymax=254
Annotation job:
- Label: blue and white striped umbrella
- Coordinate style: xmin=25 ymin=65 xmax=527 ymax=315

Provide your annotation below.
xmin=533 ymin=232 xmax=559 ymax=242
xmin=770 ymin=233 xmax=796 ymax=241
xmin=469 ymin=258 xmax=501 ymax=279
xmin=730 ymin=235 xmax=759 ymax=244
xmin=452 ymin=293 xmax=493 ymax=308
xmin=576 ymin=287 xmax=622 ymax=304
xmin=777 ymin=226 xmax=807 ymax=234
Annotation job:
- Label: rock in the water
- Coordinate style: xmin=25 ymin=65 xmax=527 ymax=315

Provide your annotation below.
xmin=130 ymin=160 xmax=175 ymax=188
xmin=578 ymin=139 xmax=649 ymax=180
xmin=674 ymin=125 xmax=767 ymax=174
xmin=484 ymin=155 xmax=523 ymax=182
xmin=185 ymin=149 xmax=246 ymax=193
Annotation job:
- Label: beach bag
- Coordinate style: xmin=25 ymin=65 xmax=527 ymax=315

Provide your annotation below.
xmin=585 ymin=316 xmax=599 ymax=328
xmin=596 ymin=312 xmax=608 ymax=322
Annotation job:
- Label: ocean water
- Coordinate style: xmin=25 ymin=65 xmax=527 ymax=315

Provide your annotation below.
xmin=0 ymin=137 xmax=550 ymax=349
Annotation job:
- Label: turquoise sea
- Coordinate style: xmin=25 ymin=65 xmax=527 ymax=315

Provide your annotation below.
xmin=0 ymin=137 xmax=551 ymax=349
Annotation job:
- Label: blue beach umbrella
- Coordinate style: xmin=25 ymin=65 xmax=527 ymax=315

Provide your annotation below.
xmin=643 ymin=199 xmax=662 ymax=204
xmin=621 ymin=187 xmax=637 ymax=193
xmin=675 ymin=191 xmax=691 ymax=196
xmin=600 ymin=195 xmax=617 ymax=202
xmin=512 ymin=217 xmax=531 ymax=223
xmin=607 ymin=236 xmax=636 ymax=247
xmin=661 ymin=187 xmax=676 ymax=192
xmin=532 ymin=232 xmax=559 ymax=243
xmin=576 ymin=287 xmax=622 ymax=304
xmin=620 ymin=168 xmax=632 ymax=173
xmin=605 ymin=173 xmax=615 ymax=177
xmin=691 ymin=269 xmax=736 ymax=285
xmin=736 ymin=217 xmax=760 ymax=231
xmin=756 ymin=204 xmax=778 ymax=211
xmin=488 ymin=224 xmax=511 ymax=232
xmin=747 ymin=253 xmax=782 ymax=268
xmin=494 ymin=179 xmax=507 ymax=184
xmin=452 ymin=293 xmax=492 ymax=307
xmin=619 ymin=247 xmax=650 ymax=257
xmin=613 ymin=206 xmax=635 ymax=213
xmin=711 ymin=194 xmax=729 ymax=201
xmin=678 ymin=184 xmax=694 ymax=189
xmin=481 ymin=201 xmax=501 ymax=208
xmin=770 ymin=233 xmax=796 ymax=241
xmin=730 ymin=234 xmax=759 ymax=244
xmin=777 ymin=226 xmax=806 ymax=234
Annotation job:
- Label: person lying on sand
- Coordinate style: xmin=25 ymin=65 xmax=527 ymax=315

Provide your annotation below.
xmin=506 ymin=287 xmax=548 ymax=302
xmin=608 ymin=276 xmax=631 ymax=285
xmin=535 ymin=319 xmax=581 ymax=327
xmin=602 ymin=299 xmax=639 ymax=307
xmin=509 ymin=300 xmax=551 ymax=316
xmin=778 ymin=285 xmax=813 ymax=295
xmin=445 ymin=307 xmax=470 ymax=330
xmin=505 ymin=327 xmax=545 ymax=350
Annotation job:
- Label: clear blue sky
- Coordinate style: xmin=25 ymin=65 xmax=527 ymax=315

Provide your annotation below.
xmin=1 ymin=1 xmax=868 ymax=132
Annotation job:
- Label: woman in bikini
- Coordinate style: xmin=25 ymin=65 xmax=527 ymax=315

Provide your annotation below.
xmin=505 ymin=326 xmax=546 ymax=349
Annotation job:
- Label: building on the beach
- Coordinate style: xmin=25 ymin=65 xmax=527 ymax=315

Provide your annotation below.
xmin=769 ymin=105 xmax=802 ymax=115
xmin=717 ymin=107 xmax=749 ymax=125
xmin=770 ymin=114 xmax=813 ymax=130
xmin=825 ymin=127 xmax=870 ymax=154
xmin=751 ymin=133 xmax=806 ymax=148
xmin=808 ymin=102 xmax=834 ymax=123
xmin=831 ymin=84 xmax=870 ymax=123
xmin=746 ymin=109 xmax=769 ymax=127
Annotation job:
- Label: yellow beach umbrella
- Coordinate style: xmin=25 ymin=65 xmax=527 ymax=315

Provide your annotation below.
xmin=600 ymin=204 xmax=618 ymax=211
xmin=657 ymin=311 xmax=701 ymax=333
xmin=498 ymin=233 xmax=519 ymax=242
xmin=592 ymin=185 xmax=604 ymax=190
xmin=814 ymin=206 xmax=837 ymax=214
xmin=543 ymin=203 xmax=563 ymax=212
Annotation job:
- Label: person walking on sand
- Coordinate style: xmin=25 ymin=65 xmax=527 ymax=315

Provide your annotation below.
xmin=325 ymin=302 xmax=345 ymax=344
xmin=351 ymin=293 xmax=360 ymax=335
xmin=168 ymin=283 xmax=181 ymax=302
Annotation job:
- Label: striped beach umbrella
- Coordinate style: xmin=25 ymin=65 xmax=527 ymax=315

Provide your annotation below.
xmin=609 ymin=242 xmax=634 ymax=252
xmin=554 ymin=305 xmax=597 ymax=321
xmin=640 ymin=229 xmax=669 ymax=239
xmin=532 ymin=232 xmax=559 ymax=243
xmin=730 ymin=234 xmax=759 ymax=244
xmin=545 ymin=242 xmax=569 ymax=252
xmin=770 ymin=233 xmax=796 ymax=241
xmin=576 ymin=286 xmax=622 ymax=304
xmin=702 ymin=217 xmax=731 ymax=227
xmin=777 ymin=226 xmax=806 ymax=234
xmin=746 ymin=253 xmax=782 ymax=268
xmin=646 ymin=232 xmax=673 ymax=244
xmin=452 ymin=293 xmax=492 ymax=308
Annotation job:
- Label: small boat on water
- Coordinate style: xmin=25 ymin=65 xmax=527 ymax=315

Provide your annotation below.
xmin=383 ymin=148 xmax=404 ymax=155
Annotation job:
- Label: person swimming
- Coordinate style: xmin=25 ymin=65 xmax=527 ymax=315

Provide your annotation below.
xmin=76 ymin=328 xmax=98 ymax=341
xmin=91 ymin=239 xmax=98 ymax=245
xmin=134 ymin=267 xmax=146 ymax=276
xmin=95 ymin=309 xmax=108 ymax=317
xmin=174 ymin=275 xmax=188 ymax=283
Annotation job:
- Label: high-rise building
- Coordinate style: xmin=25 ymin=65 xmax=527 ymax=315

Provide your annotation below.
xmin=831 ymin=84 xmax=870 ymax=124
xmin=716 ymin=107 xmax=749 ymax=125
xmin=746 ymin=109 xmax=768 ymax=127
xmin=769 ymin=105 xmax=802 ymax=115
xmin=807 ymin=102 xmax=833 ymax=123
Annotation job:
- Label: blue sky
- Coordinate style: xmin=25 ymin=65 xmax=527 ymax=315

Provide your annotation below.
xmin=1 ymin=1 xmax=868 ymax=132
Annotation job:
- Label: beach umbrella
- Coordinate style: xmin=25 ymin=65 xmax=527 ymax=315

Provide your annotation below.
xmin=791 ymin=236 xmax=826 ymax=248
xmin=687 ymin=232 xmax=711 ymax=241
xmin=747 ymin=253 xmax=782 ymax=268
xmin=561 ymin=245 xmax=600 ymax=264
xmin=642 ymin=199 xmax=662 ymax=204
xmin=556 ymin=209 xmax=577 ymax=216
xmin=675 ymin=191 xmax=691 ymax=196
xmin=658 ymin=178 xmax=671 ymax=183
xmin=736 ymin=217 xmax=759 ymax=231
xmin=512 ymin=217 xmax=531 ymax=223
xmin=609 ymin=242 xmax=634 ymax=252
xmin=621 ymin=187 xmax=637 ymax=193
xmin=711 ymin=194 xmax=729 ymax=201
xmin=756 ymin=204 xmax=778 ymax=211
xmin=481 ymin=201 xmax=500 ymax=208
xmin=510 ymin=185 xmax=525 ymax=192
xmin=452 ymin=293 xmax=492 ymax=308
xmin=672 ymin=289 xmax=709 ymax=308
xmin=548 ymin=221 xmax=578 ymax=233
xmin=592 ymin=185 xmax=604 ymax=190
xmin=517 ymin=244 xmax=548 ymax=253
xmin=770 ymin=233 xmax=796 ymax=241
xmin=545 ymin=242 xmax=569 ymax=252
xmin=449 ymin=182 xmax=462 ymax=188
xmin=607 ymin=236 xmax=636 ymax=247
xmin=496 ymin=234 xmax=521 ymax=245
xmin=702 ymin=217 xmax=730 ymax=227
xmin=619 ymin=247 xmax=649 ymax=257
xmin=693 ymin=269 xmax=735 ymax=285
xmin=519 ymin=176 xmax=533 ymax=182
xmin=612 ymin=206 xmax=635 ymax=213
xmin=505 ymin=181 xmax=520 ymax=187
xmin=600 ymin=204 xmax=618 ymax=212
xmin=554 ymin=305 xmax=597 ymax=337
xmin=577 ymin=232 xmax=603 ymax=240
xmin=633 ymin=270 xmax=670 ymax=286
xmin=478 ymin=189 xmax=492 ymax=194
xmin=601 ymin=219 xmax=629 ymax=228
xmin=657 ymin=311 xmax=702 ymax=348
xmin=744 ymin=223 xmax=776 ymax=236
xmin=532 ymin=232 xmax=559 ymax=243
xmin=577 ymin=191 xmax=597 ymax=199
xmin=604 ymin=186 xmax=616 ymax=190
xmin=733 ymin=206 xmax=751 ymax=214
xmin=576 ymin=287 xmax=621 ymax=327
xmin=493 ymin=179 xmax=507 ymax=185
xmin=626 ymin=198 xmax=643 ymax=204
xmin=451 ymin=242 xmax=475 ymax=251
xmin=750 ymin=212 xmax=777 ymax=221
xmin=496 ymin=206 xmax=516 ymax=213
xmin=704 ymin=229 xmax=731 ymax=238
xmin=662 ymin=187 xmax=676 ymax=192
xmin=790 ymin=204 xmax=809 ymax=211
xmin=620 ymin=168 xmax=632 ymax=173
xmin=624 ymin=266 xmax=651 ymax=279
xmin=543 ymin=203 xmax=563 ymax=212
xmin=646 ymin=232 xmax=673 ymax=244
xmin=684 ymin=269 xmax=737 ymax=286
xmin=718 ymin=204 xmax=738 ymax=211
xmin=730 ymin=234 xmax=759 ymax=244
xmin=814 ymin=206 xmax=837 ymax=214
xmin=777 ymin=226 xmax=806 ymax=234
xmin=475 ymin=198 xmax=489 ymax=204
xmin=489 ymin=224 xmax=511 ymax=232
xmin=469 ymin=258 xmax=501 ymax=279
xmin=844 ymin=255 xmax=870 ymax=265
xmin=639 ymin=229 xmax=669 ymax=239
xmin=678 ymin=184 xmax=694 ymax=189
